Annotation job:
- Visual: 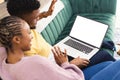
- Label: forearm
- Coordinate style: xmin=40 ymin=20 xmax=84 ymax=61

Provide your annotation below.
xmin=39 ymin=12 xmax=49 ymax=19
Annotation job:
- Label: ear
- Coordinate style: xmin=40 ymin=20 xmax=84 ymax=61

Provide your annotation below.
xmin=12 ymin=36 xmax=21 ymax=44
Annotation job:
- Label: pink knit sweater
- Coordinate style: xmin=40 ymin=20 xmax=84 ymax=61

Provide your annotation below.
xmin=0 ymin=47 xmax=84 ymax=80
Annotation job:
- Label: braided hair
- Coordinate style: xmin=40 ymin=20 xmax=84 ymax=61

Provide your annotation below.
xmin=7 ymin=0 xmax=40 ymax=16
xmin=0 ymin=16 xmax=24 ymax=49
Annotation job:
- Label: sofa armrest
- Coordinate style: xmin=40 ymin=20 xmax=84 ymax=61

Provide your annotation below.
xmin=69 ymin=0 xmax=117 ymax=14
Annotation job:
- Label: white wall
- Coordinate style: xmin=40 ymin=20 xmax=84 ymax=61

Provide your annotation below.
xmin=116 ymin=0 xmax=120 ymax=28
xmin=0 ymin=0 xmax=4 ymax=3
xmin=114 ymin=1 xmax=120 ymax=44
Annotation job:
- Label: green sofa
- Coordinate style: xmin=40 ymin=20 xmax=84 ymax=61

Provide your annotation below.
xmin=40 ymin=0 xmax=117 ymax=55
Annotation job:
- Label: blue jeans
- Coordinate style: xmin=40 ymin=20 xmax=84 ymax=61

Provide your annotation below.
xmin=83 ymin=61 xmax=113 ymax=80
xmin=112 ymin=71 xmax=120 ymax=80
xmin=89 ymin=60 xmax=120 ymax=80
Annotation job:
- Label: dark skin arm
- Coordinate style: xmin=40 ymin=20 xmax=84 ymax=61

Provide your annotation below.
xmin=52 ymin=46 xmax=90 ymax=68
xmin=51 ymin=46 xmax=68 ymax=66
xmin=69 ymin=57 xmax=90 ymax=69
xmin=39 ymin=0 xmax=57 ymax=19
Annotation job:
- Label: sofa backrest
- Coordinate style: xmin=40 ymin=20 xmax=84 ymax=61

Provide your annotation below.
xmin=41 ymin=0 xmax=73 ymax=45
xmin=69 ymin=0 xmax=117 ymax=14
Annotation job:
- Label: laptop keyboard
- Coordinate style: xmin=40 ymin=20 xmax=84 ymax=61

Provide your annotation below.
xmin=64 ymin=39 xmax=93 ymax=54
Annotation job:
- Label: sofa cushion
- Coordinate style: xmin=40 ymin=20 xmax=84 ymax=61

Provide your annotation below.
xmin=69 ymin=0 xmax=117 ymax=14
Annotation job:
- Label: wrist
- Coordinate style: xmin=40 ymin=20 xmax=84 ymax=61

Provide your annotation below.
xmin=61 ymin=61 xmax=69 ymax=67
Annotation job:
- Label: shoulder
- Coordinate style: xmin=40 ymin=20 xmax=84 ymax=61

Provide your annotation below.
xmin=31 ymin=29 xmax=42 ymax=38
xmin=23 ymin=55 xmax=45 ymax=62
xmin=22 ymin=55 xmax=51 ymax=65
xmin=30 ymin=29 xmax=48 ymax=43
xmin=0 ymin=47 xmax=7 ymax=63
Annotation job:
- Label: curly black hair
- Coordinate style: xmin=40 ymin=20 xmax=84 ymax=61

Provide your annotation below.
xmin=7 ymin=0 xmax=40 ymax=16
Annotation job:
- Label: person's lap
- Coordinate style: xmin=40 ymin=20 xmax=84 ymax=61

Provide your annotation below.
xmin=88 ymin=40 xmax=116 ymax=67
xmin=87 ymin=50 xmax=115 ymax=67
xmin=82 ymin=41 xmax=116 ymax=80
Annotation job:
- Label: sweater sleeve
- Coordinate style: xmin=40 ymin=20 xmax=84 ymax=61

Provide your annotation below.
xmin=32 ymin=56 xmax=85 ymax=80
xmin=61 ymin=62 xmax=85 ymax=80
xmin=9 ymin=56 xmax=84 ymax=80
xmin=35 ymin=56 xmax=85 ymax=80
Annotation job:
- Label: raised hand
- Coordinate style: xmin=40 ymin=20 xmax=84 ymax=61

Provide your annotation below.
xmin=51 ymin=46 xmax=68 ymax=66
xmin=48 ymin=0 xmax=57 ymax=15
xmin=39 ymin=0 xmax=57 ymax=19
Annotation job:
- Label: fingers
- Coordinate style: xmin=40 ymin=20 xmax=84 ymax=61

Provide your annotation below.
xmin=54 ymin=46 xmax=61 ymax=55
xmin=80 ymin=57 xmax=90 ymax=67
xmin=52 ymin=46 xmax=64 ymax=57
xmin=79 ymin=57 xmax=90 ymax=64
xmin=78 ymin=56 xmax=89 ymax=62
xmin=51 ymin=47 xmax=57 ymax=57
xmin=52 ymin=0 xmax=57 ymax=4
xmin=52 ymin=47 xmax=90 ymax=68
xmin=75 ymin=57 xmax=89 ymax=68
xmin=82 ymin=58 xmax=90 ymax=63
xmin=51 ymin=46 xmax=68 ymax=65
xmin=50 ymin=0 xmax=57 ymax=8
xmin=64 ymin=49 xmax=67 ymax=57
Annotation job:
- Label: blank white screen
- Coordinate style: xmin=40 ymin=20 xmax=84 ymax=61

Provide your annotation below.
xmin=70 ymin=16 xmax=108 ymax=48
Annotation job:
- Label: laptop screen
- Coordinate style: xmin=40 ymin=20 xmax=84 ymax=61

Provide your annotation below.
xmin=70 ymin=16 xmax=108 ymax=48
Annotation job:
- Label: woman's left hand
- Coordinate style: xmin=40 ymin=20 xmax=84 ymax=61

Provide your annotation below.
xmin=51 ymin=46 xmax=68 ymax=66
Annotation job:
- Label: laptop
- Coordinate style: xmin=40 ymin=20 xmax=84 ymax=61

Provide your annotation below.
xmin=55 ymin=16 xmax=108 ymax=59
